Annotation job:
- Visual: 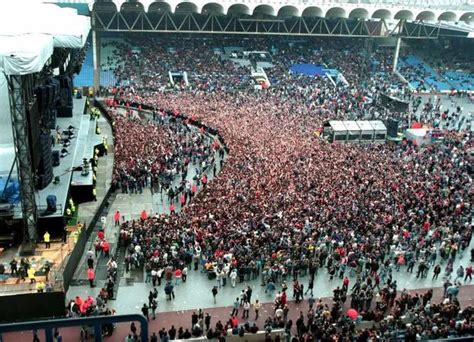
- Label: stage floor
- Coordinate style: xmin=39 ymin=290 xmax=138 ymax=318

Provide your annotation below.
xmin=0 ymin=97 xmax=96 ymax=219
xmin=0 ymin=238 xmax=75 ymax=296
xmin=6 ymin=97 xmax=102 ymax=219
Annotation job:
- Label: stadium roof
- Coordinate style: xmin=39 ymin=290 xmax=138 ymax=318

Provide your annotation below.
xmin=52 ymin=0 xmax=474 ymax=24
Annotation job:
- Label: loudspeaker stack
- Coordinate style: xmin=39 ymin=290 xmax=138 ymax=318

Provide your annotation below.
xmin=386 ymin=118 xmax=399 ymax=138
xmin=37 ymin=134 xmax=53 ymax=190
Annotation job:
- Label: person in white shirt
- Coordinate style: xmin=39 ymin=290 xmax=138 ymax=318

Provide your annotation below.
xmin=230 ymin=269 xmax=237 ymax=287
xmin=151 ymin=269 xmax=158 ymax=287
xmin=157 ymin=268 xmax=164 ymax=286
xmin=242 ymin=301 xmax=251 ymax=319
xmin=253 ymin=300 xmax=262 ymax=320
xmin=222 ymin=264 xmax=229 ymax=287
xmin=182 ymin=266 xmax=188 ymax=282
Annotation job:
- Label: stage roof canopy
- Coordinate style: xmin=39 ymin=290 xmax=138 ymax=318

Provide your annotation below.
xmin=0 ymin=0 xmax=90 ymax=75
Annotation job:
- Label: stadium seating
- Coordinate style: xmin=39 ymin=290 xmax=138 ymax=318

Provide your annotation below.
xmin=100 ymin=38 xmax=128 ymax=87
xmin=73 ymin=45 xmax=94 ymax=87
xmin=398 ymin=55 xmax=452 ymax=91
xmin=100 ymin=70 xmax=117 ymax=87
xmin=442 ymin=70 xmax=474 ymax=91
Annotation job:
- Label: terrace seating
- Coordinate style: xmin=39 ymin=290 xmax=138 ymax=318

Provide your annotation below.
xmin=398 ymin=55 xmax=452 ymax=91
xmin=442 ymin=70 xmax=474 ymax=91
xmin=74 ymin=46 xmax=94 ymax=87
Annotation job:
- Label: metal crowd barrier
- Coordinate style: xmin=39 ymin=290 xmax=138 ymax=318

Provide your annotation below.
xmin=0 ymin=314 xmax=148 ymax=342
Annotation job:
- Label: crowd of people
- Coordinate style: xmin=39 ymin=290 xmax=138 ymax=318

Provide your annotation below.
xmin=107 ymin=99 xmax=218 ymax=198
xmin=138 ymin=278 xmax=474 ymax=341
xmin=93 ymin=35 xmax=474 ymax=341
xmin=66 ymin=294 xmax=117 ymax=339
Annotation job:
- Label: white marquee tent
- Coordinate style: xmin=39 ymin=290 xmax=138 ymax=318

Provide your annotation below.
xmin=323 ymin=120 xmax=387 ymax=143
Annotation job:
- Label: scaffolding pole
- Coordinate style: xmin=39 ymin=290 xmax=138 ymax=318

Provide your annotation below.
xmin=92 ymin=14 xmax=101 ymax=91
xmin=392 ymin=36 xmax=402 ymax=73
xmin=7 ymin=74 xmax=37 ymax=246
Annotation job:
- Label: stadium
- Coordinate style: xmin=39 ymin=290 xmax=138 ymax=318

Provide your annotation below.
xmin=0 ymin=0 xmax=473 ymax=341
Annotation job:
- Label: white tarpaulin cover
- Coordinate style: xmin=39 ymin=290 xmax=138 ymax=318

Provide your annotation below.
xmin=356 ymin=121 xmax=374 ymax=131
xmin=0 ymin=0 xmax=90 ymax=75
xmin=328 ymin=121 xmax=347 ymax=132
xmin=0 ymin=2 xmax=90 ymax=49
xmin=342 ymin=121 xmax=360 ymax=134
xmin=0 ymin=34 xmax=54 ymax=75
xmin=369 ymin=120 xmax=387 ymax=132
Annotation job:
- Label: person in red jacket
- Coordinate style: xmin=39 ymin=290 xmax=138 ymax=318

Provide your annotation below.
xmin=191 ymin=183 xmax=197 ymax=198
xmin=343 ymin=276 xmax=350 ymax=291
xmin=465 ymin=265 xmax=473 ymax=282
xmin=281 ymin=291 xmax=287 ymax=306
xmin=113 ymin=210 xmax=121 ymax=226
xmin=87 ymin=268 xmax=95 ymax=288
xmin=169 ymin=203 xmax=175 ymax=215
xmin=201 ymin=174 xmax=208 ymax=188
xmin=102 ymin=240 xmax=110 ymax=258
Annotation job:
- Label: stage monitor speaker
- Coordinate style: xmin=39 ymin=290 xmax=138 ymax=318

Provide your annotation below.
xmin=386 ymin=119 xmax=399 ymax=138
xmin=19 ymin=242 xmax=36 ymax=256
xmin=52 ymin=150 xmax=60 ymax=167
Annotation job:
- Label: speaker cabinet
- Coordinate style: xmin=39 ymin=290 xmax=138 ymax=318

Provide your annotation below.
xmin=386 ymin=119 xmax=399 ymax=138
xmin=52 ymin=150 xmax=60 ymax=167
xmin=37 ymin=134 xmax=53 ymax=190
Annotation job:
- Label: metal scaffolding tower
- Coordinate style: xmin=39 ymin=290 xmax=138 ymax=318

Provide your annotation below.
xmin=7 ymin=74 xmax=38 ymax=247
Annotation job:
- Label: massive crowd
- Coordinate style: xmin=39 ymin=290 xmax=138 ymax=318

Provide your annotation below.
xmin=96 ymin=36 xmax=474 ymax=341
xmin=109 ymin=102 xmax=216 ymax=197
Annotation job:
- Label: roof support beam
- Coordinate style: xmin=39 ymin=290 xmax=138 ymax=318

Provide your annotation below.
xmin=92 ymin=10 xmax=442 ymax=39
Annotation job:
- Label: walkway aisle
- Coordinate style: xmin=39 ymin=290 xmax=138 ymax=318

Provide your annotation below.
xmin=67 ymin=105 xmax=226 ymax=299
xmin=69 ymin=112 xmax=114 ymax=285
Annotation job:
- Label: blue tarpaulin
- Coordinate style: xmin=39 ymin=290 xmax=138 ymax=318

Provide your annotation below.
xmin=0 ymin=178 xmax=21 ymax=204
xmin=289 ymin=64 xmax=338 ymax=77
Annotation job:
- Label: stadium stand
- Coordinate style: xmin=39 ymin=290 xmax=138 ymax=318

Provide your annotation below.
xmin=73 ymin=43 xmax=93 ymax=87
xmin=398 ymin=55 xmax=453 ymax=92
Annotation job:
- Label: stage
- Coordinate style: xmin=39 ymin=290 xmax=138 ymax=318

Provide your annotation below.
xmin=0 ymin=97 xmax=104 ymax=240
xmin=33 ymin=98 xmax=102 ymax=238
xmin=37 ymin=97 xmax=102 ymax=213
xmin=0 ymin=97 xmax=113 ymax=322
